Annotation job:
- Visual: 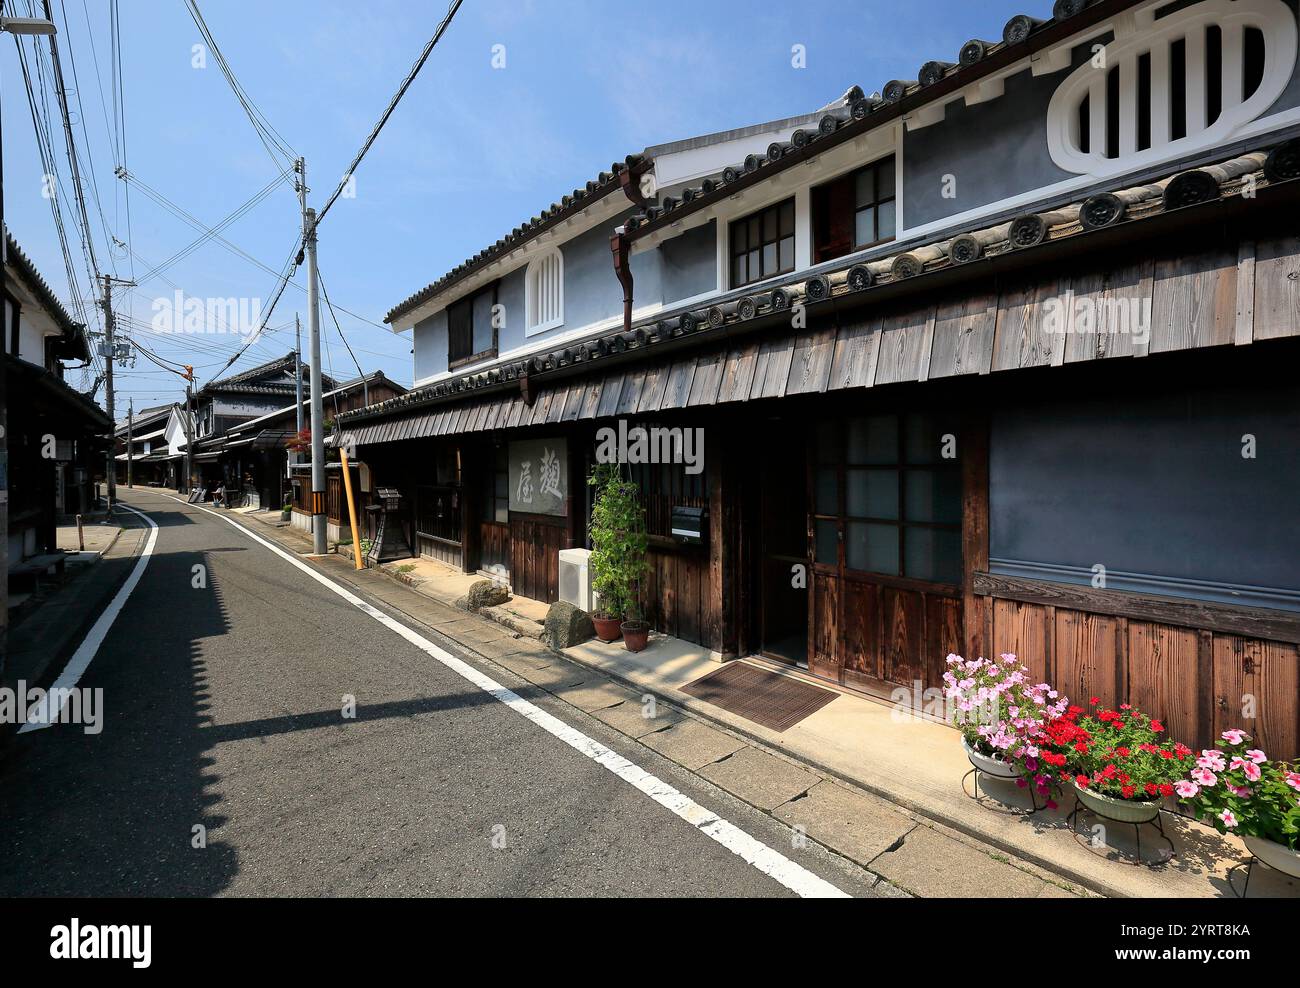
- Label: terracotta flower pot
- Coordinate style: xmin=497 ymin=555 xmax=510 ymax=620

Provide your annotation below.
xmin=592 ymin=616 xmax=623 ymax=643
xmin=1243 ymin=835 xmax=1300 ymax=878
xmin=621 ymin=621 xmax=649 ymax=652
xmin=1071 ymin=779 xmax=1162 ymax=823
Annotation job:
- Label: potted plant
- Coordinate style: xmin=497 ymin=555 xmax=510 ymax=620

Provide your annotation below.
xmin=281 ymin=501 xmax=292 ymax=522
xmin=1040 ymin=698 xmax=1189 ymax=823
xmin=1175 ymin=730 xmax=1300 ymax=878
xmin=587 ymin=464 xmax=648 ymax=647
xmin=942 ymin=653 xmax=1067 ymax=807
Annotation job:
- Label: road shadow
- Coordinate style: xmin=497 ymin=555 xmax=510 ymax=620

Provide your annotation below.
xmin=0 ymin=501 xmax=239 ymax=896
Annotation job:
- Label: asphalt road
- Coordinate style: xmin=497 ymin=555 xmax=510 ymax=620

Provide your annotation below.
xmin=0 ymin=489 xmax=884 ymax=898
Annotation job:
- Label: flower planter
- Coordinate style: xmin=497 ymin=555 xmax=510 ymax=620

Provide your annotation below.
xmin=1243 ymin=835 xmax=1300 ymax=878
xmin=621 ymin=621 xmax=649 ymax=653
xmin=961 ymin=737 xmax=1020 ymax=779
xmin=1071 ymin=780 xmax=1162 ymax=823
xmin=592 ymin=616 xmax=623 ymax=643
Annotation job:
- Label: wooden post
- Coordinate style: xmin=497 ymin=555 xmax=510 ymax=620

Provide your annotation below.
xmin=708 ymin=425 xmax=738 ymax=660
xmin=339 ymin=447 xmax=364 ymax=571
xmin=961 ymin=412 xmax=990 ymax=660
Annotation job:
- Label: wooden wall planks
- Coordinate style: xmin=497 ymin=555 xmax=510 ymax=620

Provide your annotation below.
xmin=985 ymin=596 xmax=1300 ymax=756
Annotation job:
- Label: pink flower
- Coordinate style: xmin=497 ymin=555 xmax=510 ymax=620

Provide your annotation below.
xmin=1219 ymin=809 xmax=1238 ymax=828
xmin=1197 ymin=751 xmax=1226 ymax=772
xmin=1245 ymin=749 xmax=1266 ymax=764
xmin=1191 ymin=768 xmax=1218 ymax=787
xmin=1174 ymin=780 xmax=1200 ymax=798
xmin=1242 ymin=762 xmax=1262 ymax=783
xmin=1221 ymin=729 xmax=1247 ymax=745
xmin=1228 ymin=784 xmax=1252 ymax=798
xmin=1285 ymin=773 xmax=1300 ymax=793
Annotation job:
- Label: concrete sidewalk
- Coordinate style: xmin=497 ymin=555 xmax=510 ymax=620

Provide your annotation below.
xmin=218 ymin=498 xmax=1295 ymax=898
xmin=3 ymin=514 xmax=149 ymax=736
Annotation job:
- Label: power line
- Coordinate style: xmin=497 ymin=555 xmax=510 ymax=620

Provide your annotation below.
xmin=315 ymin=0 xmax=464 ymax=226
xmin=183 ymin=0 xmax=297 ymax=188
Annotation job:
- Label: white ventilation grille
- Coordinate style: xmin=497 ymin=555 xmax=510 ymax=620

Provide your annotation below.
xmin=1047 ymin=0 xmax=1298 ymax=177
xmin=525 ymin=247 xmax=564 ymax=335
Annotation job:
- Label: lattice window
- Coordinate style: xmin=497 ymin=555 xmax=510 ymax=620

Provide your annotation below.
xmin=525 ymin=247 xmax=563 ymax=335
xmin=1046 ymin=0 xmax=1297 ymax=177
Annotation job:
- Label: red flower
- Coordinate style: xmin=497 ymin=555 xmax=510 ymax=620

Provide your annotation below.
xmin=1159 ymin=783 xmax=1174 ymax=798
xmin=1121 ymin=703 xmax=1132 ymax=710
xmin=1116 ymin=747 xmax=1131 ymax=757
xmin=1150 ymin=720 xmax=1164 ymax=732
xmin=1159 ymin=749 xmax=1174 ymax=759
xmin=1144 ymin=782 xmax=1159 ymax=796
xmin=1121 ymin=785 xmax=1136 ymax=799
xmin=1089 ymin=697 xmax=1100 ymax=705
xmin=1076 ymin=775 xmax=1089 ymax=788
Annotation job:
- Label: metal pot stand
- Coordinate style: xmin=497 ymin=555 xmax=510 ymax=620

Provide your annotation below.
xmin=961 ymin=751 xmax=1043 ymax=816
xmin=1067 ymin=796 xmax=1175 ymax=867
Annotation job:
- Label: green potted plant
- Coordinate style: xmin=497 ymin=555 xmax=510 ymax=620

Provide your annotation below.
xmin=1176 ymin=730 xmax=1300 ymax=878
xmin=281 ymin=501 xmax=292 ymax=522
xmin=1039 ymin=699 xmax=1189 ymax=823
xmin=587 ymin=463 xmax=648 ymax=648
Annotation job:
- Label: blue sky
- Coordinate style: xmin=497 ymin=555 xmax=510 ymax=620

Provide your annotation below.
xmin=3 ymin=0 xmax=1034 ymax=412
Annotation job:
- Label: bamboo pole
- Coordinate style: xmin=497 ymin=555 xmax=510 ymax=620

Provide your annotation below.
xmin=339 ymin=447 xmax=364 ymax=571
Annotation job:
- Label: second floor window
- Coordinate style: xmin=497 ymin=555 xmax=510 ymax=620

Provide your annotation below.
xmin=812 ymin=155 xmax=896 ymax=264
xmin=525 ymin=247 xmax=564 ymax=335
xmin=729 ymin=198 xmax=795 ymax=289
xmin=448 ymin=282 xmax=499 ymax=370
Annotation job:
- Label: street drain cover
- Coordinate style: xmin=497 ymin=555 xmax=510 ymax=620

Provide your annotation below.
xmin=681 ymin=662 xmax=838 ymax=732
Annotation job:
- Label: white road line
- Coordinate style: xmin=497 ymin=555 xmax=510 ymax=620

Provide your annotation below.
xmin=20 ymin=504 xmax=159 ymax=733
xmin=134 ymin=491 xmax=850 ymax=899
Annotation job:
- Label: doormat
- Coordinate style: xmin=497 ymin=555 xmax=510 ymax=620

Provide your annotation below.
xmin=681 ymin=662 xmax=838 ymax=733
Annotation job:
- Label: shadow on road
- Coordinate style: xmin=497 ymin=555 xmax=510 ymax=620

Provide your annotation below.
xmin=0 ymin=497 xmax=240 ymax=896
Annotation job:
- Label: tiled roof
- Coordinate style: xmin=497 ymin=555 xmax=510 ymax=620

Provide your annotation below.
xmin=625 ymin=0 xmax=1123 ymax=239
xmin=384 ymin=155 xmax=649 ymax=325
xmin=337 ymin=136 xmax=1300 ymax=429
xmin=4 ymin=228 xmax=82 ymax=338
xmin=201 ymin=352 xmax=338 ymax=395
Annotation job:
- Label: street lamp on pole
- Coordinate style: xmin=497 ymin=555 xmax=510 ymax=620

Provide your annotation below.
xmin=0 ymin=15 xmax=57 ymax=35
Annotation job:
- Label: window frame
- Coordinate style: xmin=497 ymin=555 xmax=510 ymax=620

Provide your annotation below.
xmin=524 ymin=247 xmax=564 ymax=337
xmin=447 ymin=281 xmax=500 ymax=371
xmin=728 ymin=197 xmax=796 ymax=290
xmin=811 ymin=154 xmax=897 ymax=265
xmin=811 ymin=412 xmax=962 ymax=589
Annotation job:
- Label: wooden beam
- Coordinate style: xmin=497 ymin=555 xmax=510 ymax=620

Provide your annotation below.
xmin=973 ymin=572 xmax=1300 ymax=645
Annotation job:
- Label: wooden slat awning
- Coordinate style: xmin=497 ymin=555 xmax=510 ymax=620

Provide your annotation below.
xmin=343 ymin=231 xmax=1300 ymax=448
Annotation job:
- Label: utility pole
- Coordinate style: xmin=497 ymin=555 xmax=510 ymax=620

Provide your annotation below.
xmin=183 ymin=371 xmax=195 ymax=497
xmin=99 ymin=274 xmax=135 ymax=511
xmin=126 ymin=397 xmax=133 ymax=488
xmin=297 ymin=159 xmax=327 ymax=555
xmin=294 ymin=313 xmax=304 ymax=437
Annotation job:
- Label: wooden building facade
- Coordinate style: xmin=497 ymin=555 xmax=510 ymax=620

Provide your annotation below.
xmin=342 ymin=0 xmax=1300 ymax=756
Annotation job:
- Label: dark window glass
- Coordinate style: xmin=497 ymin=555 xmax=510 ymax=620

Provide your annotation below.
xmin=812 ymin=412 xmax=962 ymax=583
xmin=729 ymin=198 xmax=796 ymax=288
xmin=447 ymin=283 xmax=499 ymax=369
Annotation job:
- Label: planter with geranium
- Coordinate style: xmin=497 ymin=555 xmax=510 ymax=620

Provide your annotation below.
xmin=1176 ymin=729 xmax=1300 ymax=879
xmin=1041 ymin=699 xmax=1189 ymax=824
xmin=587 ymin=464 xmax=649 ymax=649
xmin=942 ymin=653 xmax=1069 ymax=808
